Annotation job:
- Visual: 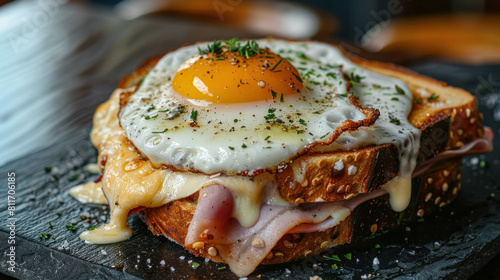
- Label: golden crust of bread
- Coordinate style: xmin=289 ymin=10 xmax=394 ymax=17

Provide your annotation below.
xmin=105 ymin=41 xmax=483 ymax=267
xmin=276 ymin=144 xmax=399 ymax=203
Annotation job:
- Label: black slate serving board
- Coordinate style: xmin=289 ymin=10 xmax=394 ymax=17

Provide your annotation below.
xmin=1 ymin=2 xmax=500 ymax=280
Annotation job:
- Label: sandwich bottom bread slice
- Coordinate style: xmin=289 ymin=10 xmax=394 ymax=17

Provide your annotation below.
xmin=71 ymin=39 xmax=493 ymax=277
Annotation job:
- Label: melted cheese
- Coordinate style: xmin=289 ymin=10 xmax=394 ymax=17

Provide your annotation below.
xmin=78 ymin=89 xmax=285 ymax=244
xmin=69 ymin=182 xmax=107 ymax=204
xmin=381 ymin=176 xmax=412 ymax=212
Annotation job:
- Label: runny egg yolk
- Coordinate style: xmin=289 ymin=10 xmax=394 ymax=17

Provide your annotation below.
xmin=172 ymin=50 xmax=303 ymax=103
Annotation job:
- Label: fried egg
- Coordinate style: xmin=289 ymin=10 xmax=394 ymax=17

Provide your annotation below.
xmin=119 ymin=39 xmax=416 ymax=175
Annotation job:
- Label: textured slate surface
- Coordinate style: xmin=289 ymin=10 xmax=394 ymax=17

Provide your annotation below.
xmin=1 ymin=2 xmax=499 ymax=280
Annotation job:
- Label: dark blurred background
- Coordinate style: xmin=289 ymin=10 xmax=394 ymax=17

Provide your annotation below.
xmin=58 ymin=0 xmax=500 ymax=64
xmin=84 ymin=0 xmax=500 ymax=41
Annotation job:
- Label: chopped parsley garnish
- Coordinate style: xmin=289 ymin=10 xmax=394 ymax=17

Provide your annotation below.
xmin=375 ymin=244 xmax=381 ymax=248
xmin=326 ymin=72 xmax=337 ymax=79
xmin=190 ymin=110 xmax=198 ymax=121
xmin=234 ymin=119 xmax=238 ymax=123
xmin=271 ymin=90 xmax=277 ymax=99
xmin=228 ymin=146 xmax=235 ymax=150
xmin=218 ymin=266 xmax=227 ymax=271
xmin=309 ymin=80 xmax=320 ymax=85
xmin=270 ymin=58 xmax=283 ymax=71
xmin=304 ymin=69 xmax=315 ymax=78
xmin=139 ymin=77 xmax=145 ymax=84
xmin=192 ymin=262 xmax=200 ymax=268
xmin=88 ymin=224 xmax=97 ymax=230
xmin=48 ymin=222 xmax=54 ymax=229
xmin=389 ymin=114 xmax=401 ymax=125
xmin=243 ymin=40 xmax=263 ymax=58
xmin=339 ymin=93 xmax=348 ymax=98
xmin=263 ymin=146 xmax=272 ymax=149
xmin=299 ymin=119 xmax=307 ymax=126
xmin=146 ymin=106 xmax=155 ymax=112
xmin=391 ymin=97 xmax=399 ymax=101
xmin=297 ymin=130 xmax=305 ymax=134
xmin=152 ymin=128 xmax=168 ymax=134
xmin=45 ymin=166 xmax=52 ymax=173
xmin=145 ymin=114 xmax=158 ymax=120
xmin=372 ymin=84 xmax=390 ymax=90
xmin=66 ymin=225 xmax=77 ymax=231
xmin=264 ymin=108 xmax=276 ymax=120
xmin=323 ymin=255 xmax=341 ymax=261
xmin=296 ymin=52 xmax=309 ymax=60
xmin=480 ymin=160 xmax=487 ymax=168
xmin=344 ymin=72 xmax=365 ymax=87
xmin=292 ymin=72 xmax=303 ymax=83
xmin=428 ymin=93 xmax=439 ymax=101
xmin=39 ymin=233 xmax=53 ymax=240
xmin=198 ymin=39 xmax=265 ymax=58
xmin=198 ymin=40 xmax=223 ymax=55
xmin=414 ymin=99 xmax=422 ymax=104
xmin=395 ymin=85 xmax=405 ymax=95
xmin=344 ymin=253 xmax=352 ymax=260
xmin=332 ymin=264 xmax=339 ymax=270
xmin=57 ymin=212 xmax=62 ymax=216
xmin=241 ymin=143 xmax=247 ymax=148
xmin=396 ymin=212 xmax=404 ymax=225
xmin=280 ymin=93 xmax=284 ymax=102
xmin=320 ymin=133 xmax=330 ymax=139
xmin=264 ymin=135 xmax=271 ymax=141
xmin=225 ymin=38 xmax=240 ymax=51
xmin=68 ymin=174 xmax=79 ymax=182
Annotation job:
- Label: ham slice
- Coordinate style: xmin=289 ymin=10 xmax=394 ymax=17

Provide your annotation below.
xmin=183 ymin=127 xmax=494 ymax=277
xmin=288 ymin=189 xmax=386 ymax=233
xmin=185 ymin=184 xmax=234 ymax=242
xmin=185 ymin=185 xmax=351 ymax=277
xmin=413 ymin=127 xmax=494 ymax=177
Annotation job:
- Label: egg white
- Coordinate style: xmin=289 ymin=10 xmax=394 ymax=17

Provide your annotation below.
xmin=119 ymin=40 xmax=413 ymax=174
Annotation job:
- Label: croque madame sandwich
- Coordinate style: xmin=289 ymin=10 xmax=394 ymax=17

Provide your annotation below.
xmin=70 ymin=38 xmax=493 ymax=277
